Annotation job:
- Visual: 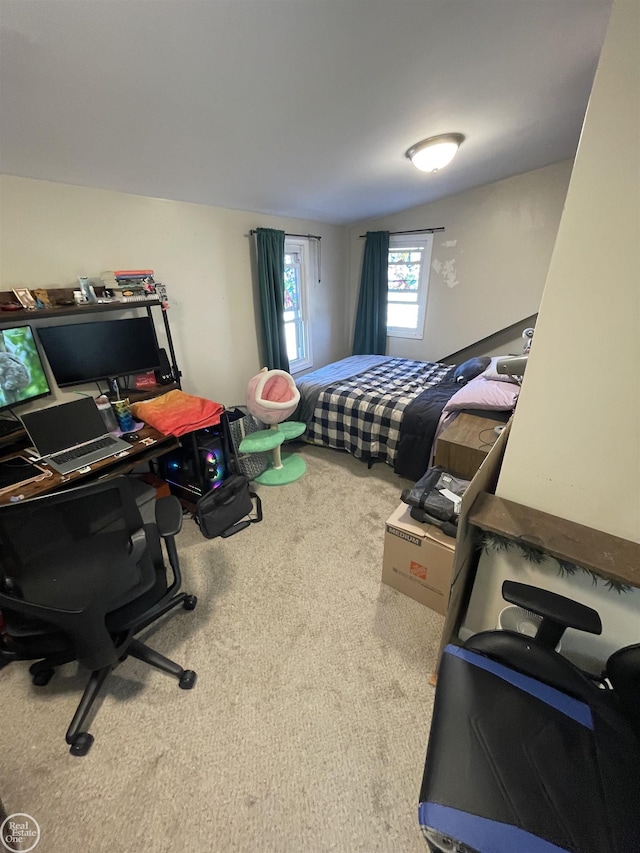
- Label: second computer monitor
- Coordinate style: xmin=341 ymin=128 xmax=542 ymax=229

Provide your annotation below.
xmin=37 ymin=317 xmax=161 ymax=388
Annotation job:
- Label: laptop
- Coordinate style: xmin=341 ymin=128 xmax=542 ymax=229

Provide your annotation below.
xmin=20 ymin=397 xmax=132 ymax=476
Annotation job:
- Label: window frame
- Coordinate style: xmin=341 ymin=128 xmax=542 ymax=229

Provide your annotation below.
xmin=386 ymin=233 xmax=433 ymax=340
xmin=283 ymin=237 xmax=313 ymax=374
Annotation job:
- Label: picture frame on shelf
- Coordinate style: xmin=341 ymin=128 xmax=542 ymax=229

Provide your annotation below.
xmin=32 ymin=288 xmax=53 ymax=308
xmin=12 ymin=288 xmax=37 ymax=310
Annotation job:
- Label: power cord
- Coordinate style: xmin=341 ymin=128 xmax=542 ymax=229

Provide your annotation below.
xmin=478 ymin=426 xmax=499 ymax=452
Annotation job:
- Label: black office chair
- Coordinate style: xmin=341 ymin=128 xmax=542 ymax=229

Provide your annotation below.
xmin=419 ymin=581 xmax=640 ymax=853
xmin=0 ymin=476 xmax=198 ymax=756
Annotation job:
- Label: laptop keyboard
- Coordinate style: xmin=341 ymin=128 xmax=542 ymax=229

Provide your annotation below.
xmin=50 ymin=436 xmax=119 ymax=464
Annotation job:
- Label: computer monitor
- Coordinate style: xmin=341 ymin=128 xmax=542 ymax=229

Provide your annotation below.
xmin=37 ymin=317 xmax=161 ymax=389
xmin=0 ymin=325 xmax=51 ymax=412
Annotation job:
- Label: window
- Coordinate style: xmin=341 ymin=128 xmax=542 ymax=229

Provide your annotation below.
xmin=284 ymin=238 xmax=313 ymax=373
xmin=386 ymin=233 xmax=433 ymax=339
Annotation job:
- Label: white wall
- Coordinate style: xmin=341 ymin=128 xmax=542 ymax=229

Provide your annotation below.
xmin=0 ymin=176 xmax=349 ymax=405
xmin=347 ymin=160 xmax=572 ymax=361
xmin=0 ymin=160 xmax=572 ymax=411
xmin=465 ymin=0 xmax=640 ymax=664
xmin=497 ymin=0 xmax=639 ymax=540
xmin=465 ymin=549 xmax=640 ymax=675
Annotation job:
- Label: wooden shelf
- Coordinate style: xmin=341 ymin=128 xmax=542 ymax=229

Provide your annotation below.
xmin=468 ymin=492 xmax=640 ymax=589
xmin=0 ymin=299 xmax=162 ymax=324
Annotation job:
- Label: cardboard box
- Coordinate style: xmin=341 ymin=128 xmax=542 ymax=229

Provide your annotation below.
xmin=436 ymin=419 xmax=512 ymax=662
xmin=382 ymin=503 xmax=456 ymax=614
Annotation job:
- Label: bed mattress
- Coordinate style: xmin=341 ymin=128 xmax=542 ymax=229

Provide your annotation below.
xmin=299 ymin=356 xmax=451 ymax=467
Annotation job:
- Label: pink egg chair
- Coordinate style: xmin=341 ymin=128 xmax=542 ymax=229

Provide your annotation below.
xmin=246 ymin=369 xmax=300 ymax=424
xmin=241 ymin=368 xmax=306 ymax=485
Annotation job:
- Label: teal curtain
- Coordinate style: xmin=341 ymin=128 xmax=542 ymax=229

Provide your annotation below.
xmin=256 ymin=227 xmax=290 ymax=372
xmin=352 ymin=231 xmax=389 ymax=355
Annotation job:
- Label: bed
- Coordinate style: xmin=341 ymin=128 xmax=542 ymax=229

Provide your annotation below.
xmin=295 ymin=354 xmax=519 ymax=481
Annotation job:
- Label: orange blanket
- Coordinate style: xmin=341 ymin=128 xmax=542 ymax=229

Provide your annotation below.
xmin=130 ymin=390 xmax=224 ymax=437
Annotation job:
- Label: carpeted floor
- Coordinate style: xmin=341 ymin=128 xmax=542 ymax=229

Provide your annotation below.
xmin=0 ymin=445 xmax=444 ymax=853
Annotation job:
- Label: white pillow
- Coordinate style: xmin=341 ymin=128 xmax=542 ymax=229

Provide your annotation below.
xmin=481 ymin=356 xmax=520 ymax=383
xmin=443 ymin=375 xmax=520 ymax=412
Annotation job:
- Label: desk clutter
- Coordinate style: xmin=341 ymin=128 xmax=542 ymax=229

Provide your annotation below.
xmin=0 ymin=456 xmax=51 ymax=494
xmin=0 ymin=414 xmax=178 ymax=506
xmin=0 ymin=281 xmax=183 ymax=499
xmin=1 ymin=272 xmax=168 ymax=313
xmin=0 ymin=282 xmax=180 ymax=433
xmin=19 ymin=397 xmax=132 ymax=476
xmin=0 ymin=287 xmax=280 ymax=543
xmin=0 ymin=279 xmax=304 ymax=538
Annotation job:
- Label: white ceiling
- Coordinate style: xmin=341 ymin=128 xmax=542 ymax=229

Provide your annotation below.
xmin=0 ymin=0 xmax=612 ymax=225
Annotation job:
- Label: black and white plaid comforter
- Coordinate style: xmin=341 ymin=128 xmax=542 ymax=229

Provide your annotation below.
xmin=306 ymin=357 xmax=451 ymax=466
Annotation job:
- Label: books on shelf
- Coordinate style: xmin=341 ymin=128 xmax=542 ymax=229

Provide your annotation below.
xmin=100 ymin=270 xmax=169 ymax=309
xmin=102 ymin=269 xmax=155 ymax=286
xmin=113 ymin=270 xmax=154 ymax=278
xmin=114 ymin=270 xmax=155 ymax=285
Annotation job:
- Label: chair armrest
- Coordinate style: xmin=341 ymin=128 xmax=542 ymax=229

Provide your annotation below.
xmin=502 ymin=581 xmax=602 ymax=635
xmin=128 ymin=527 xmax=148 ymax=562
xmin=155 ymin=495 xmax=183 ymax=538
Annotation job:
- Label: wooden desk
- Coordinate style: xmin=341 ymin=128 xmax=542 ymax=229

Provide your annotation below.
xmin=0 ymin=425 xmax=179 ymax=504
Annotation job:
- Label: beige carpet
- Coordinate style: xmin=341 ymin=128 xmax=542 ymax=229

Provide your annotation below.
xmin=0 ymin=445 xmax=444 ymax=853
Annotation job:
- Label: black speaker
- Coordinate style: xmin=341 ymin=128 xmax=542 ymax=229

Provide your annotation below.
xmin=155 ymin=348 xmax=174 ymax=385
xmin=160 ymin=427 xmax=227 ymax=499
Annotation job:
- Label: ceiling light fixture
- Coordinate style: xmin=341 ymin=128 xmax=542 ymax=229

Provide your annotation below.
xmin=406 ymin=133 xmax=465 ymax=173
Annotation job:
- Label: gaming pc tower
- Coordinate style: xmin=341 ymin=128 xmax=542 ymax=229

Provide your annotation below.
xmin=158 ymin=426 xmax=227 ymax=501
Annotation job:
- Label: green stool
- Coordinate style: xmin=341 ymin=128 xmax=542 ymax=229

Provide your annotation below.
xmin=239 ymin=422 xmax=306 ymax=485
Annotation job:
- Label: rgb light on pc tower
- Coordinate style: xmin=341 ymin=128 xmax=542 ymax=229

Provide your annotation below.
xmin=203 ymin=444 xmax=226 ymax=489
xmin=161 ymin=428 xmax=227 ymax=499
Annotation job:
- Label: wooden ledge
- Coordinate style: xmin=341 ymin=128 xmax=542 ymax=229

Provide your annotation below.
xmin=468 ymin=492 xmax=640 ymax=590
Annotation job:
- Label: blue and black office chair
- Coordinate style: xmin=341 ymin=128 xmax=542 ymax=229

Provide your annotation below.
xmin=419 ymin=581 xmax=640 ymax=853
xmin=0 ymin=476 xmax=198 ymax=756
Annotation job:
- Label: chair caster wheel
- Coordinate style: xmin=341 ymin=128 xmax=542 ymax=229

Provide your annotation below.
xmin=69 ymin=732 xmax=94 ymax=756
xmin=183 ymin=595 xmax=198 ymax=611
xmin=179 ymin=670 xmax=197 ymax=690
xmin=32 ymin=668 xmax=54 ymax=686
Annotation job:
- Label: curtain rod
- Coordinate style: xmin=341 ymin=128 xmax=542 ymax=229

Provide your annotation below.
xmin=248 ymin=230 xmax=321 ymax=240
xmin=358 ymin=227 xmax=445 ymax=237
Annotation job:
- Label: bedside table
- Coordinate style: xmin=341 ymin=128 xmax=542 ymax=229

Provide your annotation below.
xmin=434 ymin=413 xmax=507 ymax=480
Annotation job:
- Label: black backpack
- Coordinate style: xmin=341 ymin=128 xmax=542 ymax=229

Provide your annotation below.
xmin=400 ymin=466 xmax=470 ymax=537
xmin=193 ymin=474 xmax=262 ymax=539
